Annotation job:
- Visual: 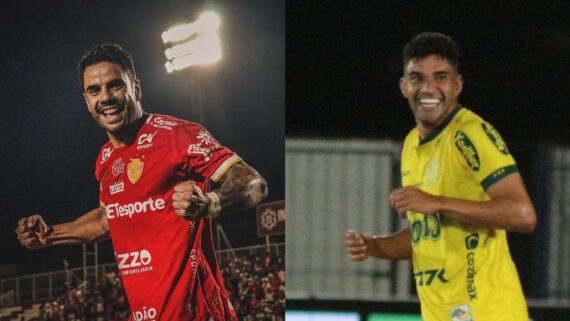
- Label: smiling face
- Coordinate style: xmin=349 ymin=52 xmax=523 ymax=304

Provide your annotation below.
xmin=400 ymin=54 xmax=463 ymax=138
xmin=82 ymin=61 xmax=143 ymax=136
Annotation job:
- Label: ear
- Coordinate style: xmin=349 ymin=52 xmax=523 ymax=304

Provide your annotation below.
xmin=454 ymin=74 xmax=464 ymax=96
xmin=399 ymin=77 xmax=408 ymax=98
xmin=83 ymin=92 xmax=90 ymax=110
xmin=134 ymin=78 xmax=142 ymax=101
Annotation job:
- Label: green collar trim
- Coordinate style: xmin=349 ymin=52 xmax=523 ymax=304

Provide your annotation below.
xmin=419 ymin=105 xmax=463 ymax=145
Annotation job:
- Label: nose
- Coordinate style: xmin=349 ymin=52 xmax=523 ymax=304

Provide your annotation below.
xmin=100 ymin=87 xmax=114 ymax=104
xmin=420 ymin=78 xmax=436 ymax=94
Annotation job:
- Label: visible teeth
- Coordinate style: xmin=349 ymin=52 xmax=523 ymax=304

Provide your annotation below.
xmin=102 ymin=108 xmax=119 ymax=115
xmin=419 ymin=98 xmax=440 ymax=104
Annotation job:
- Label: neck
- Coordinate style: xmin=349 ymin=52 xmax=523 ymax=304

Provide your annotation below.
xmin=107 ymin=112 xmax=150 ymax=148
xmin=416 ymin=104 xmax=460 ymax=140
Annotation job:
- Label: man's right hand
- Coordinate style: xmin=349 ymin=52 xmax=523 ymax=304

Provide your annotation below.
xmin=344 ymin=230 xmax=375 ymax=261
xmin=15 ymin=215 xmax=50 ymax=249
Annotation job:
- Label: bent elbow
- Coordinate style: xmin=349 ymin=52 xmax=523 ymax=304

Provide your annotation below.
xmin=518 ymin=204 xmax=537 ymax=233
xmin=243 ymin=177 xmax=268 ymax=208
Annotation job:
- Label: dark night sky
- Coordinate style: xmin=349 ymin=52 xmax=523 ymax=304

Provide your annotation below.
xmin=286 ymin=1 xmax=569 ymax=295
xmin=0 ymin=0 xmax=284 ymax=275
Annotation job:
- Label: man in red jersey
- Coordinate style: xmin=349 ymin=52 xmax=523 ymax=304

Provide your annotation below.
xmin=15 ymin=44 xmax=268 ymax=321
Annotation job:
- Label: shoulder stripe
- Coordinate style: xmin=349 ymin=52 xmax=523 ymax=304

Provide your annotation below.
xmin=210 ymin=154 xmax=242 ymax=182
xmin=481 ymin=165 xmax=519 ymax=190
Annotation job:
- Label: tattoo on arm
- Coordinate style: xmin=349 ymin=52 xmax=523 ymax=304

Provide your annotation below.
xmin=214 ymin=161 xmax=268 ymax=215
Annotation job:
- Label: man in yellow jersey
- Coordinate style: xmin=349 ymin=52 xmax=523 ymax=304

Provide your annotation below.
xmin=345 ymin=32 xmax=536 ymax=321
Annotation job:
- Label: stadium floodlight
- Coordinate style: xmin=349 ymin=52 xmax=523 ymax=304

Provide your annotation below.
xmin=162 ymin=11 xmax=222 ymax=73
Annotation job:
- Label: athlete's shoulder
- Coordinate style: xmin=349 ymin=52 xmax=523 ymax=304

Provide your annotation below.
xmin=146 ymin=113 xmax=206 ymax=132
xmin=448 ymin=107 xmax=483 ymax=132
xmin=452 ymin=107 xmax=506 ymax=140
xmin=403 ymin=127 xmax=420 ymax=146
xmin=94 ymin=141 xmax=115 ymax=181
xmin=96 ymin=141 xmax=115 ymax=166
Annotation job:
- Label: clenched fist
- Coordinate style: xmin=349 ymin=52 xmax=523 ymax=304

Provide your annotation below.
xmin=15 ymin=215 xmax=51 ymax=249
xmin=344 ymin=230 xmax=375 ymax=261
xmin=172 ymin=181 xmax=221 ymax=220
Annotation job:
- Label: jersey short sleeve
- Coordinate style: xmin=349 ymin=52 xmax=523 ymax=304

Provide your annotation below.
xmin=170 ymin=122 xmax=242 ymax=182
xmin=453 ymin=119 xmax=518 ymax=190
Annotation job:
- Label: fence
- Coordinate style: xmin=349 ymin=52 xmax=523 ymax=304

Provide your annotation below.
xmin=285 ymin=139 xmax=410 ymax=300
xmin=0 ymin=242 xmax=284 ymax=305
xmin=532 ymin=145 xmax=570 ymax=299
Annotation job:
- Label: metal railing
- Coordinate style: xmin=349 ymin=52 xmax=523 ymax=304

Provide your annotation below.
xmin=1 ymin=242 xmax=284 ymax=305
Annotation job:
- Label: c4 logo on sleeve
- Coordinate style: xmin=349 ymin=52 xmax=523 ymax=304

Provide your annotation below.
xmin=127 ymin=158 xmax=144 ymax=184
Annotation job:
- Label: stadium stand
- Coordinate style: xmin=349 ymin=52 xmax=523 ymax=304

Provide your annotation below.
xmin=1 ymin=244 xmax=284 ymax=321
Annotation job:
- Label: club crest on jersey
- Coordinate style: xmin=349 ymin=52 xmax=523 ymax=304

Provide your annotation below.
xmin=454 ymin=131 xmax=480 ymax=171
xmin=450 ymin=304 xmax=473 ymax=321
xmin=481 ymin=122 xmax=509 ymax=155
xmin=127 ymin=158 xmax=144 ymax=184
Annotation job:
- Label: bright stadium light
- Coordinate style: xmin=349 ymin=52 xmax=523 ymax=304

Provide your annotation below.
xmin=162 ymin=11 xmax=222 ymax=73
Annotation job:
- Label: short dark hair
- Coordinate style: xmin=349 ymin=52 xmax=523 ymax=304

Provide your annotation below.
xmin=403 ymin=32 xmax=459 ymax=72
xmin=77 ymin=44 xmax=136 ymax=89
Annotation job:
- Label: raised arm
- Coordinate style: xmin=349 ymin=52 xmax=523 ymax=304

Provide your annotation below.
xmin=345 ymin=228 xmax=412 ymax=261
xmin=172 ymin=161 xmax=268 ymax=220
xmin=15 ymin=206 xmax=110 ymax=249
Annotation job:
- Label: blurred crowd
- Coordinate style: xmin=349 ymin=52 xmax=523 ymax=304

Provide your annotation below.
xmin=221 ymin=251 xmax=285 ymax=321
xmin=33 ymin=249 xmax=284 ymax=321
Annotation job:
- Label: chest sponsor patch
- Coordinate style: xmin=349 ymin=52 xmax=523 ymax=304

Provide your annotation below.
xmin=137 ymin=130 xmax=158 ymax=150
xmin=109 ymin=180 xmax=124 ymax=195
xmin=454 ymin=131 xmax=480 ymax=171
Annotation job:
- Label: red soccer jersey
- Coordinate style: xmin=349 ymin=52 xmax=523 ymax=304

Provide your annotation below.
xmin=95 ymin=114 xmax=241 ymax=321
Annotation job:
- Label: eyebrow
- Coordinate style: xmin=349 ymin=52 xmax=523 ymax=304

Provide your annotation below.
xmin=84 ymin=78 xmax=125 ymax=92
xmin=84 ymin=84 xmax=100 ymax=92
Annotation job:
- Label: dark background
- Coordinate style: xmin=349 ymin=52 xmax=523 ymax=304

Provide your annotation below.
xmin=286 ymin=1 xmax=569 ymax=297
xmin=1 ymin=0 xmax=284 ymax=275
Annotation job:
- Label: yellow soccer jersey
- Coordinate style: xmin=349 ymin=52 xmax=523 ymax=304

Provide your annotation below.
xmin=400 ymin=106 xmax=528 ymax=321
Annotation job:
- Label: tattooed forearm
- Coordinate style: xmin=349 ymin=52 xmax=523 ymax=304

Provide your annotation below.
xmin=214 ymin=161 xmax=268 ymax=215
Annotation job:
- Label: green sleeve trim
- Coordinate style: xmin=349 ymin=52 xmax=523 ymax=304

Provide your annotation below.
xmin=481 ymin=165 xmax=519 ymax=190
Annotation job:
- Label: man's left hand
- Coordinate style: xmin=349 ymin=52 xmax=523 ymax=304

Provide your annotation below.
xmin=389 ymin=186 xmax=443 ymax=218
xmin=172 ymin=180 xmax=209 ymax=221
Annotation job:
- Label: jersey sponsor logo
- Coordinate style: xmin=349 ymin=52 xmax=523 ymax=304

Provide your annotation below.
xmin=106 ymin=197 xmax=166 ymax=220
xmin=413 ymin=268 xmax=449 ymax=286
xmin=465 ymin=233 xmax=479 ymax=251
xmin=109 ymin=180 xmax=124 ymax=195
xmin=187 ymin=130 xmax=220 ymax=161
xmin=465 ymin=233 xmax=479 ymax=300
xmin=454 ymin=131 xmax=480 ymax=171
xmin=127 ymin=158 xmax=144 ymax=184
xmin=190 ymin=249 xmax=198 ymax=279
xmin=101 ymin=147 xmax=113 ymax=164
xmin=411 ymin=213 xmax=442 ymax=246
xmin=481 ymin=122 xmax=509 ymax=155
xmin=137 ymin=130 xmax=158 ymax=150
xmin=115 ymin=249 xmax=152 ymax=275
xmin=450 ymin=304 xmax=473 ymax=321
xmin=112 ymin=158 xmax=125 ymax=176
xmin=149 ymin=116 xmax=178 ymax=130
xmin=131 ymin=306 xmax=157 ymax=321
